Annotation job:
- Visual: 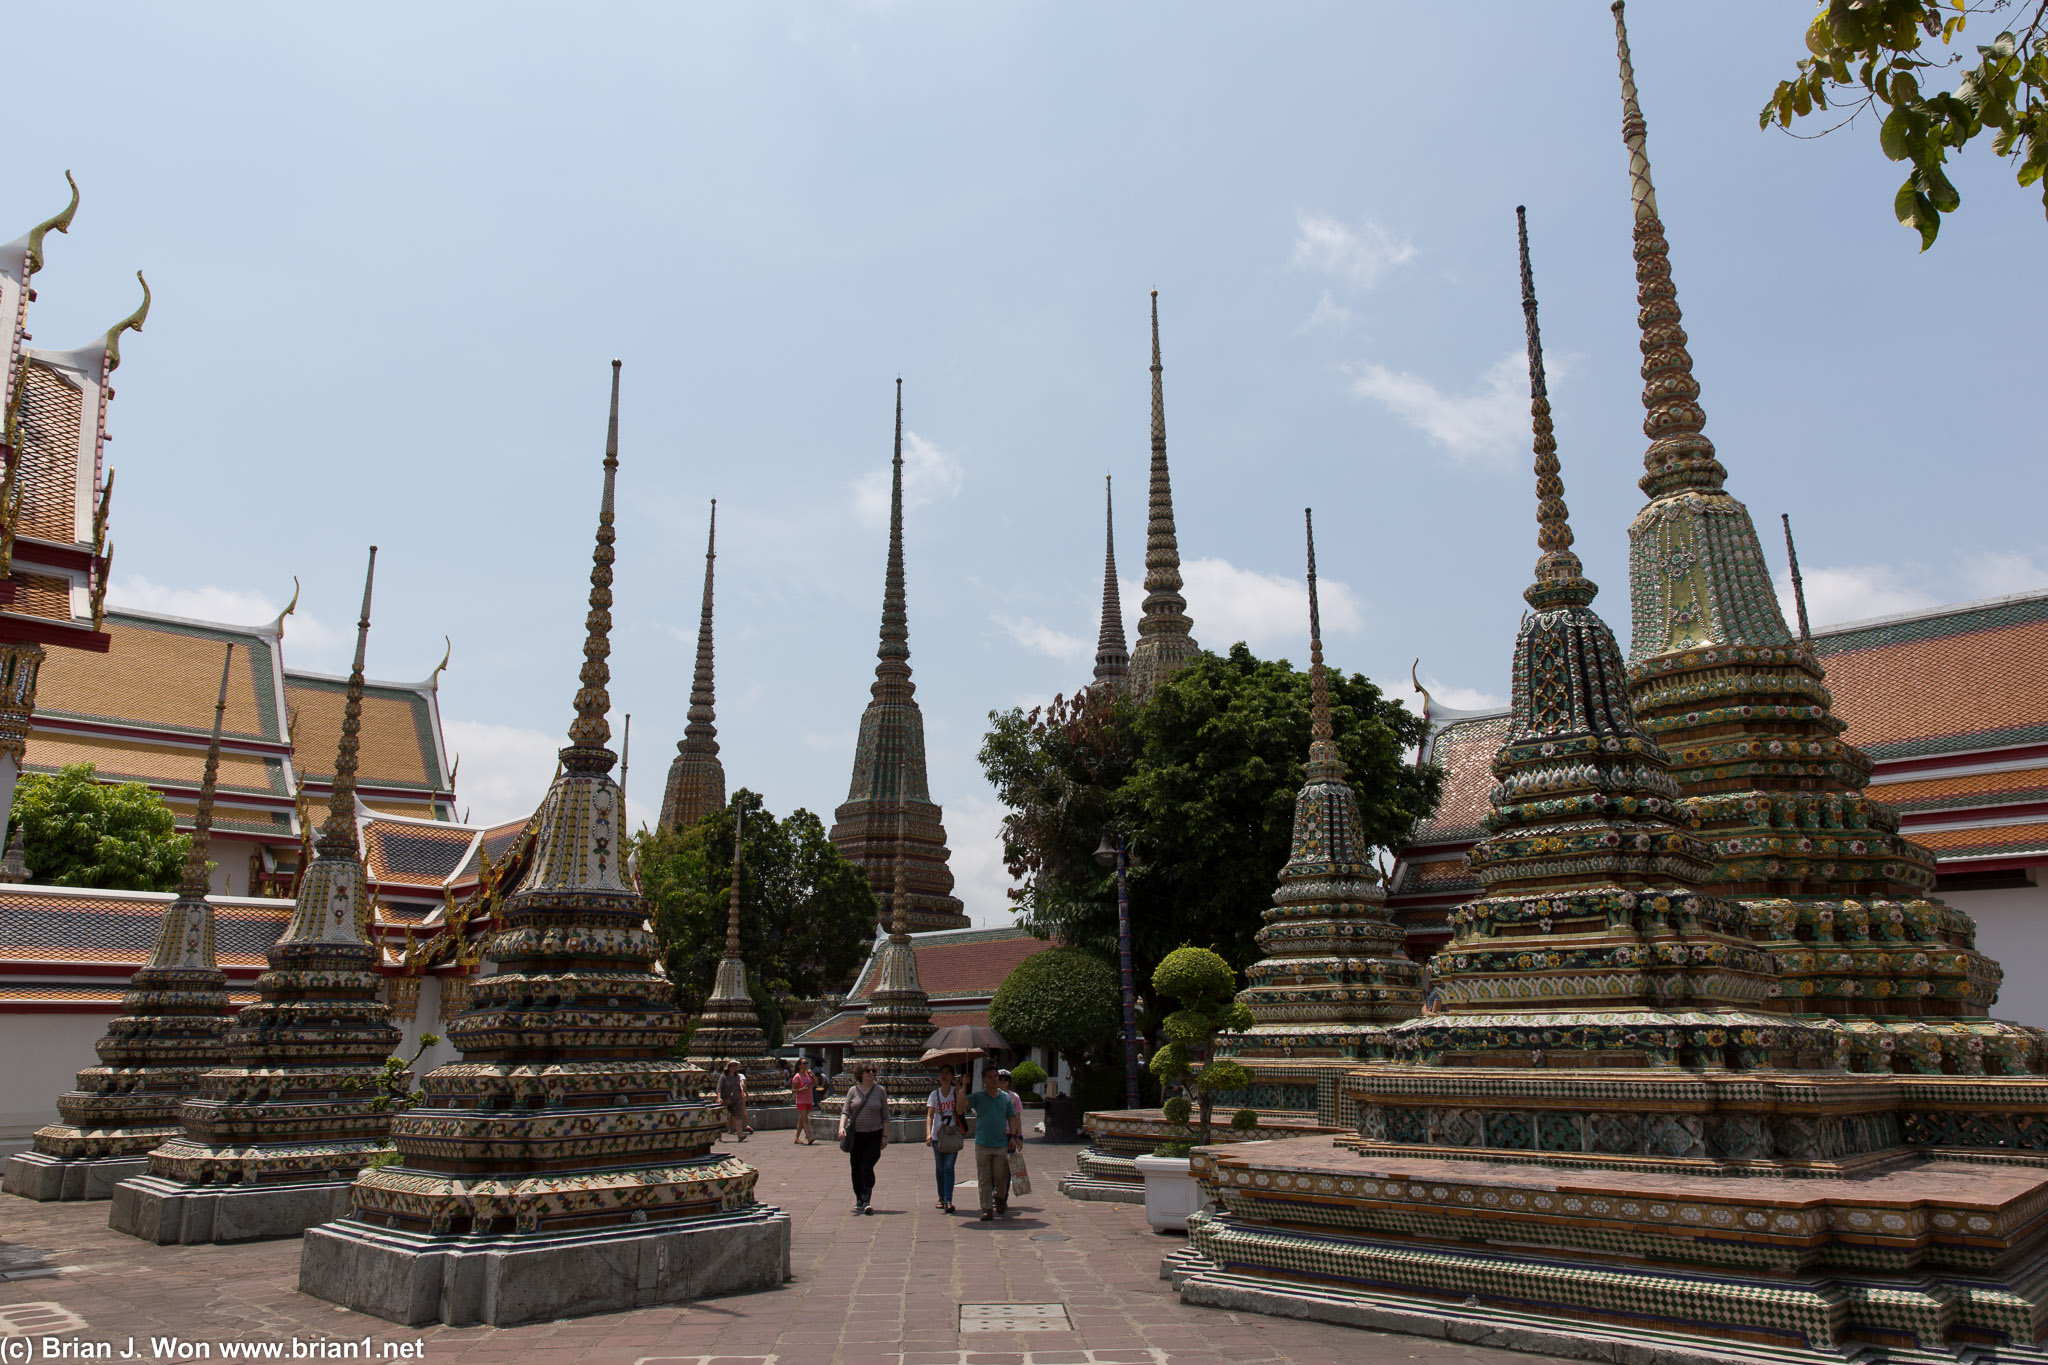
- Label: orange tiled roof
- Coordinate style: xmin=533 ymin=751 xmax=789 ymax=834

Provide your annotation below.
xmin=1407 ymin=711 xmax=1511 ymax=846
xmin=1873 ymin=766 xmax=2048 ymax=813
xmin=1909 ymin=821 xmax=2048 ymax=859
xmin=1815 ymin=593 xmax=2048 ymax=758
xmin=363 ymin=818 xmax=477 ymax=888
xmin=24 ymin=731 xmax=283 ymax=795
xmin=14 ymin=360 xmax=86 ymax=544
xmin=286 ymin=677 xmax=436 ymax=788
xmin=0 ymin=886 xmax=289 ymax=968
xmin=35 ymin=614 xmax=282 ymax=740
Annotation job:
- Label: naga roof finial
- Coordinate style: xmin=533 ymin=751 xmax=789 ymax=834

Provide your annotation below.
xmin=1517 ymin=206 xmax=1596 ymax=612
xmin=563 ymin=361 xmax=622 ymax=770
xmin=425 ymin=635 xmax=452 ymax=690
xmin=179 ymin=643 xmax=236 ymax=900
xmin=270 ymin=577 xmax=300 ymax=636
xmin=24 ymin=172 xmax=79 ymax=278
xmin=1611 ymin=1 xmax=1723 ymax=501
xmin=104 ymin=272 xmax=150 ymax=374
xmin=317 ymin=546 xmax=377 ymax=855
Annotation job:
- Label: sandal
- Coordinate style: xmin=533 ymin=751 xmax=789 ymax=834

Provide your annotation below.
xmin=944 ymin=1202 xmax=955 ymax=1214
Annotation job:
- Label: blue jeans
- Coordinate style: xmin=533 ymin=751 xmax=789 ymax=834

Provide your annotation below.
xmin=932 ymin=1146 xmax=958 ymax=1203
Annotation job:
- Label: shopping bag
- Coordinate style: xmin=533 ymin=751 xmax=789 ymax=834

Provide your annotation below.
xmin=1009 ymin=1142 xmax=1032 ymax=1197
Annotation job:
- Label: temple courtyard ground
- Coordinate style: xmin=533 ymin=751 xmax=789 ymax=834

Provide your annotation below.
xmin=0 ymin=1137 xmax=1562 ymax=1365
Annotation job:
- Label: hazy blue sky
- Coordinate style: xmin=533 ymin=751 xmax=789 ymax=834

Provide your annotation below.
xmin=14 ymin=4 xmax=2041 ymax=923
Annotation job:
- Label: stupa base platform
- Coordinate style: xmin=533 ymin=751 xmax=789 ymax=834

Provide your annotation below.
xmin=108 ymin=1173 xmax=356 ymax=1244
xmin=725 ymin=1103 xmax=798 ymax=1132
xmin=1059 ymin=1146 xmax=1144 ymax=1204
xmin=1082 ymin=1108 xmax=1348 ymax=1156
xmin=298 ymin=1203 xmax=791 ymax=1327
xmin=1 ymin=1151 xmax=148 ymax=1202
xmin=808 ymin=1111 xmax=926 ymax=1143
xmin=1161 ymin=1135 xmax=2048 ymax=1361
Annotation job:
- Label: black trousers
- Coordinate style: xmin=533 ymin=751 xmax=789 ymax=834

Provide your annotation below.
xmin=848 ymin=1129 xmax=884 ymax=1204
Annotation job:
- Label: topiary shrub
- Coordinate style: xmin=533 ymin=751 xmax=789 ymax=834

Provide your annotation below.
xmin=1147 ymin=946 xmax=1253 ymax=1145
xmin=988 ymin=947 xmax=1123 ymax=1077
xmin=1230 ymin=1107 xmax=1260 ymax=1132
xmin=1009 ymin=1058 xmax=1048 ymax=1099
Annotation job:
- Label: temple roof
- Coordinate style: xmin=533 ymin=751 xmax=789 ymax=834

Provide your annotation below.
xmin=0 ymin=883 xmax=288 ymax=1010
xmin=787 ymin=924 xmax=1054 ymax=1047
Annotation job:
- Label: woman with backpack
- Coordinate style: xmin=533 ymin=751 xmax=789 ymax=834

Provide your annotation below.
xmin=838 ymin=1062 xmax=889 ymax=1214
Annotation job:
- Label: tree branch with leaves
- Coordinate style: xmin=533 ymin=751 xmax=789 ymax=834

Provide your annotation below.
xmin=1762 ymin=0 xmax=2048 ymax=247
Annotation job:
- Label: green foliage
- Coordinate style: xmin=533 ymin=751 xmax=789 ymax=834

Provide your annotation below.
xmin=1147 ymin=946 xmax=1254 ymax=1144
xmin=637 ymin=789 xmax=877 ymax=1026
xmin=1069 ymin=1060 xmax=1158 ymax=1117
xmin=9 ymin=763 xmax=191 ymax=891
xmin=1231 ymin=1107 xmax=1261 ymax=1132
xmin=1150 ymin=1140 xmax=1193 ymax=1158
xmin=1009 ymin=1058 xmax=1048 ymax=1098
xmin=987 ymin=947 xmax=1122 ymax=1071
xmin=979 ymin=647 xmax=1437 ymax=983
xmin=342 ymin=1033 xmax=440 ymax=1120
xmin=1762 ymin=0 xmax=2048 ymax=246
xmin=1161 ymin=1095 xmax=1192 ymax=1125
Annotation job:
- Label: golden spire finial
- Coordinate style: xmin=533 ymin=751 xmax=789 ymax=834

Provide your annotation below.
xmin=317 ymin=546 xmax=376 ymax=854
xmin=23 ymin=172 xmax=79 ymax=278
xmin=1303 ymin=509 xmax=1345 ymax=783
xmin=103 ymin=272 xmax=149 ymax=374
xmin=179 ymin=644 xmax=235 ymax=899
xmin=1782 ymin=513 xmax=1812 ymax=645
xmin=564 ymin=360 xmax=621 ymax=768
xmin=1611 ymin=1 xmax=1723 ymax=500
xmin=890 ymin=804 xmax=911 ymax=942
xmin=1517 ymin=206 xmax=1595 ymax=612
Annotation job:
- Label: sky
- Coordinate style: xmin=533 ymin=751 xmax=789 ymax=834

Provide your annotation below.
xmin=12 ymin=4 xmax=2043 ymax=925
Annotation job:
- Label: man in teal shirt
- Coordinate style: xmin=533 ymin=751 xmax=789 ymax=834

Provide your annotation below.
xmin=965 ymin=1064 xmax=1020 ymax=1220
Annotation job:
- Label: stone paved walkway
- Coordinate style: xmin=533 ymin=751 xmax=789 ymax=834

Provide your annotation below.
xmin=0 ymin=1138 xmax=1560 ymax=1365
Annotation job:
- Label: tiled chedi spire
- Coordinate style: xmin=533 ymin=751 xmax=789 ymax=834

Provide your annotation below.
xmin=829 ymin=380 xmax=966 ymax=931
xmin=122 ymin=550 xmax=406 ymax=1220
xmin=659 ymin=501 xmax=726 ymax=831
xmin=826 ymin=805 xmax=934 ymax=1129
xmin=1370 ymin=209 xmax=1813 ymax=1112
xmin=2 ymin=645 xmax=238 ymax=1200
xmin=1213 ymin=511 xmax=1421 ymax=1104
xmin=684 ymin=805 xmax=793 ymax=1107
xmin=1126 ymin=292 xmax=1198 ymax=697
xmin=343 ymin=362 xmax=753 ymax=1241
xmin=1091 ymin=474 xmax=1129 ymax=692
xmin=1609 ymin=2 xmax=2019 ymax=1073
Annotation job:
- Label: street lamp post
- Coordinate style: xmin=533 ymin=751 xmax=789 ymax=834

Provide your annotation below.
xmin=1095 ymin=832 xmax=1140 ymax=1109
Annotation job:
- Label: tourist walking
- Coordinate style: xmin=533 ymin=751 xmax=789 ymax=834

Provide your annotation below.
xmin=965 ymin=1063 xmax=1022 ymax=1220
xmin=925 ymin=1063 xmax=967 ymax=1213
xmin=839 ymin=1062 xmax=889 ymax=1214
xmin=791 ymin=1056 xmax=820 ymax=1145
xmin=718 ymin=1060 xmax=751 ymax=1141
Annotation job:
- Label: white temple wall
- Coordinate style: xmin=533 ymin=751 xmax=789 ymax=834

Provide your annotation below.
xmin=1950 ymin=879 xmax=2048 ymax=1029
xmin=0 ymin=1010 xmax=110 ymax=1140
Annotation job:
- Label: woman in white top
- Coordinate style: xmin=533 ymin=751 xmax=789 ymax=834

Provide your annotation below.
xmin=925 ymin=1063 xmax=967 ymax=1214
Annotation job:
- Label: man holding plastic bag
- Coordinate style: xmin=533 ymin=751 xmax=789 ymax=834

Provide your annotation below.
xmin=965 ymin=1065 xmax=1023 ymax=1220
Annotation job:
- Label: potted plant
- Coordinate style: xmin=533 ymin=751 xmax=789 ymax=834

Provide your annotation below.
xmin=1135 ymin=946 xmax=1253 ymax=1232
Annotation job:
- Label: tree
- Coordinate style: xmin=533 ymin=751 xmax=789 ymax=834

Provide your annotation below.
xmin=1761 ymin=0 xmax=2048 ymax=247
xmin=979 ymin=645 xmax=1439 ymax=984
xmin=987 ymin=947 xmax=1123 ymax=1075
xmin=1147 ymin=946 xmax=1254 ymax=1148
xmin=637 ymin=789 xmax=877 ymax=1044
xmin=9 ymin=763 xmax=190 ymax=891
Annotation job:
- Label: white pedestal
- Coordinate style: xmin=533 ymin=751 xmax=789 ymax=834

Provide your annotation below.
xmin=1134 ymin=1154 xmax=1207 ymax=1233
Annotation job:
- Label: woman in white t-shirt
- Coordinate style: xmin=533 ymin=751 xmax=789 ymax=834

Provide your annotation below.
xmin=925 ymin=1063 xmax=968 ymax=1214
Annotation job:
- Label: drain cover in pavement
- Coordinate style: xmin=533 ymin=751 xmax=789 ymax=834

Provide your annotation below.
xmin=959 ymin=1302 xmax=1071 ymax=1332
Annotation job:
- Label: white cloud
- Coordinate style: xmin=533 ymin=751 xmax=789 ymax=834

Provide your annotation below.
xmin=1775 ymin=565 xmax=1937 ymax=630
xmin=994 ymin=615 xmax=1090 ymax=663
xmin=109 ymin=574 xmax=347 ymax=661
xmin=1348 ymin=350 xmax=1532 ymax=465
xmin=945 ymin=795 xmax=1020 ymax=928
xmin=442 ymin=719 xmax=559 ymax=829
xmin=1142 ymin=556 xmax=1366 ymax=653
xmin=852 ymin=430 xmax=964 ymax=527
xmin=1290 ymin=213 xmax=1416 ymax=289
xmin=1959 ymin=550 xmax=2048 ymax=599
xmin=1298 ymin=290 xmax=1352 ymax=334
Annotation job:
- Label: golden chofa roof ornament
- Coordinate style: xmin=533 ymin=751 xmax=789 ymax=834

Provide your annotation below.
xmin=304 ymin=361 xmax=789 ymax=1329
xmin=21 ymin=171 xmax=79 ymax=281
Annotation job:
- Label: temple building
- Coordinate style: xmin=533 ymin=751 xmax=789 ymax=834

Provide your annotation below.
xmin=0 ymin=175 xmax=136 ymax=846
xmin=1126 ymin=293 xmax=1198 ymax=697
xmin=828 ymin=381 xmax=967 ymax=931
xmin=658 ymin=501 xmax=725 ymax=831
